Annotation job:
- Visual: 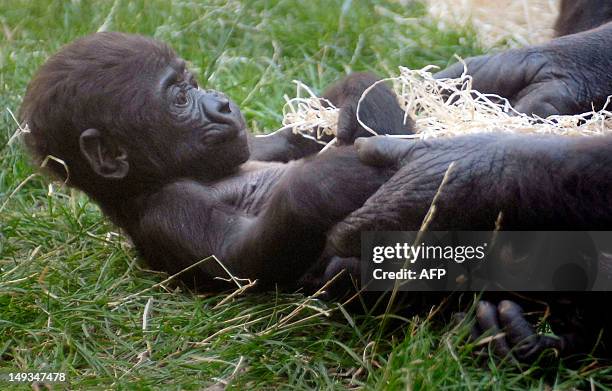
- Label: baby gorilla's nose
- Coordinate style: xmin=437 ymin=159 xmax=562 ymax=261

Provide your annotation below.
xmin=202 ymin=90 xmax=233 ymax=118
xmin=199 ymin=90 xmax=244 ymax=137
xmin=217 ymin=98 xmax=231 ymax=114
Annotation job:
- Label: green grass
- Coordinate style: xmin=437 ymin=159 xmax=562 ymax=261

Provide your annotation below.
xmin=1 ymin=0 xmax=611 ymax=389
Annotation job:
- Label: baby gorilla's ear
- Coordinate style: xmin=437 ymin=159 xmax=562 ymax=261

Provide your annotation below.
xmin=79 ymin=128 xmax=129 ymax=180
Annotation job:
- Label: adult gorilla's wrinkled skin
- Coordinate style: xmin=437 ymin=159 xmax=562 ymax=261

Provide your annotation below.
xmin=436 ymin=2 xmax=612 ymax=118
xmin=323 ymin=0 xmax=612 ymax=362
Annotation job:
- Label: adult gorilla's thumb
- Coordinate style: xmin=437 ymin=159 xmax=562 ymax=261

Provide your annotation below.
xmin=433 ymin=60 xmax=466 ymax=80
xmin=513 ymin=79 xmax=582 ymax=117
xmin=434 ymin=52 xmax=531 ymax=100
xmin=354 ymin=136 xmax=414 ymax=167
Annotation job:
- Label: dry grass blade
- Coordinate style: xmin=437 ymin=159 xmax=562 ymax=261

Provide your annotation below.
xmin=107 ymin=255 xmax=216 ymax=307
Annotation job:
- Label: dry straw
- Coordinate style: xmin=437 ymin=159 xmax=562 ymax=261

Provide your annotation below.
xmin=281 ymin=64 xmax=612 ymax=143
xmin=281 ymin=81 xmax=339 ymax=144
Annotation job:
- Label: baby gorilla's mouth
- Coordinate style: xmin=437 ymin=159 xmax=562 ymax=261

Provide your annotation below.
xmin=197 ymin=90 xmax=246 ymax=145
xmin=201 ymin=122 xmax=245 ymax=145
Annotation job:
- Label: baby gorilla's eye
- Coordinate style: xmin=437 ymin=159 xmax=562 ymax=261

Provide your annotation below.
xmin=187 ymin=74 xmax=198 ymax=89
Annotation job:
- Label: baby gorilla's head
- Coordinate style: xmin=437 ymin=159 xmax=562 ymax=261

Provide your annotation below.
xmin=20 ymin=32 xmax=249 ymax=201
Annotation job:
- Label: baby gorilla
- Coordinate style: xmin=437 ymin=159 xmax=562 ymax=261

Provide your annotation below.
xmin=20 ymin=32 xmax=412 ymax=291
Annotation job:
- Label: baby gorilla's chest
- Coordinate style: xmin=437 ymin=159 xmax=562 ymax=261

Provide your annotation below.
xmin=210 ymin=163 xmax=288 ymax=215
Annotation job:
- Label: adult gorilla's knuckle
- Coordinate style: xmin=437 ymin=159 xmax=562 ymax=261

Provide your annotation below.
xmin=498 ymin=300 xmax=521 ymax=318
xmin=516 ymin=49 xmax=551 ymax=78
xmin=476 ymin=300 xmax=495 ymax=316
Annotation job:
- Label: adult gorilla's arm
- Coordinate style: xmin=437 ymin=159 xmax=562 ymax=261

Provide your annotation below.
xmin=435 ymin=22 xmax=612 ymax=118
xmin=247 ymin=73 xmax=414 ymax=162
xmin=327 ymin=134 xmax=612 ymax=257
xmin=324 ymin=134 xmax=612 ymax=360
xmin=300 ymin=131 xmax=612 ymax=361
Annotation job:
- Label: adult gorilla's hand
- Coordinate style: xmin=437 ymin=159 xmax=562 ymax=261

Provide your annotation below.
xmin=329 ymin=135 xmax=497 ymax=257
xmin=333 ymin=133 xmax=602 ymax=257
xmin=435 ymin=22 xmax=612 ymax=117
xmin=347 ymin=135 xmax=610 ymax=361
xmin=353 ymin=135 xmax=423 ymax=168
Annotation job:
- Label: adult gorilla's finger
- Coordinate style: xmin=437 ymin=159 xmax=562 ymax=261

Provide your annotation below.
xmin=497 ymin=301 xmax=540 ymax=358
xmin=354 ymin=136 xmax=416 ymax=167
xmin=320 ymin=256 xmax=360 ymax=300
xmin=324 ymin=256 xmax=360 ymax=281
xmin=435 ymin=51 xmax=542 ymax=100
xmin=433 ymin=60 xmax=470 ymax=102
xmin=476 ymin=301 xmax=512 ymax=358
xmin=513 ymin=79 xmax=582 ymax=117
xmin=498 ymin=300 xmax=565 ymax=360
xmin=434 ymin=54 xmax=510 ymax=94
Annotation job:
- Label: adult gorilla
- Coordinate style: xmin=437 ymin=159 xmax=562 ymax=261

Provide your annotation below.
xmin=325 ymin=0 xmax=612 ymax=361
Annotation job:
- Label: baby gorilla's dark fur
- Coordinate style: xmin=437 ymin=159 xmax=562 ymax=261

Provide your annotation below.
xmin=20 ymin=32 xmax=410 ymax=291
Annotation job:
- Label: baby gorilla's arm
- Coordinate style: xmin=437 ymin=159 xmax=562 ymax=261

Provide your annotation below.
xmin=247 ymin=72 xmax=414 ymax=163
xmin=135 ymin=147 xmax=394 ymax=290
xmin=224 ymin=147 xmax=395 ymax=287
xmin=247 ymin=127 xmax=322 ymax=162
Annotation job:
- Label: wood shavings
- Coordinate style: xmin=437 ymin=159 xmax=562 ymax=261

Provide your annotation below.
xmin=391 ymin=65 xmax=612 ymax=139
xmin=282 ymin=64 xmax=612 ymax=143
xmin=426 ymin=0 xmax=559 ymax=48
xmin=281 ymin=80 xmax=339 ymax=142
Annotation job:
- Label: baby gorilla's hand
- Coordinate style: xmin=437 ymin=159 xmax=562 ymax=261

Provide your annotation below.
xmin=322 ymin=72 xmax=414 ymax=145
xmin=436 ymin=22 xmax=612 ymax=117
